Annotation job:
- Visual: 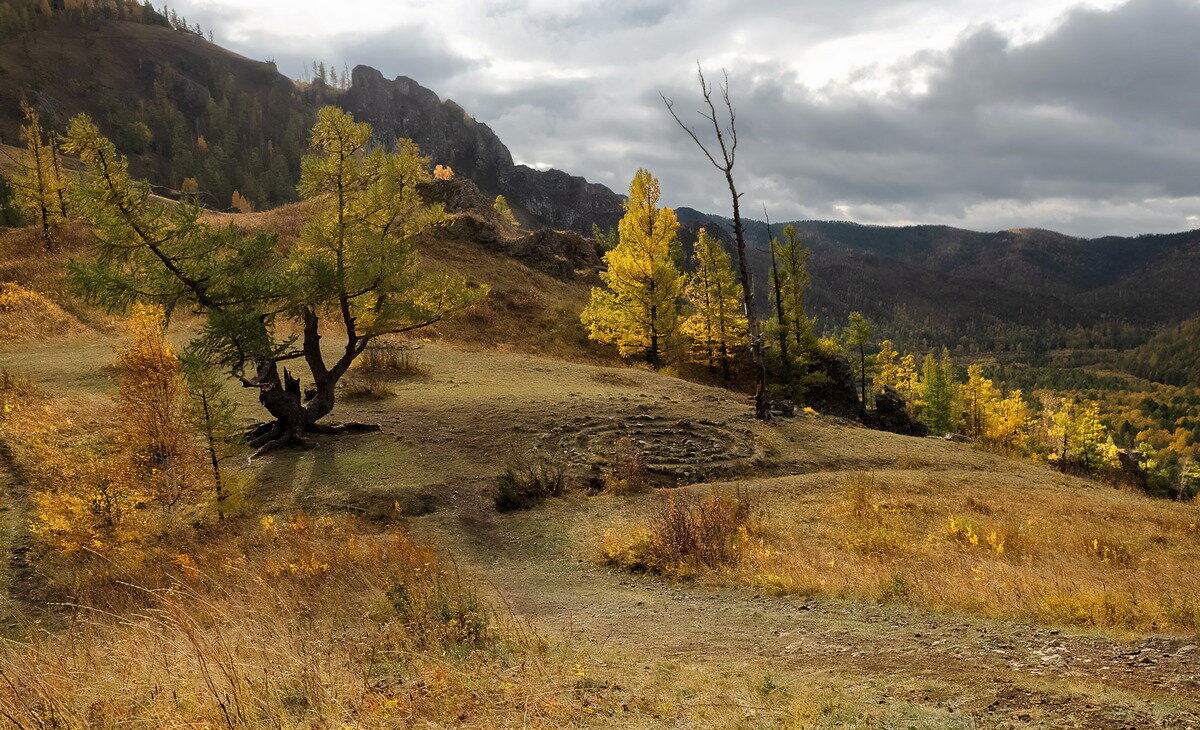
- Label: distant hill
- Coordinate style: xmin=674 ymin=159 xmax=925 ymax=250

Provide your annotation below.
xmin=676 ymin=208 xmax=1200 ymax=352
xmin=4 ymin=1 xmax=1198 ymax=360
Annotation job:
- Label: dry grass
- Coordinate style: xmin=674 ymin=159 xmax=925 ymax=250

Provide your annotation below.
xmin=0 ymin=282 xmax=83 ymax=341
xmin=602 ymin=471 xmax=1200 ymax=633
xmin=603 ymin=437 xmax=650 ymax=494
xmin=0 ymin=516 xmax=612 ymax=729
xmin=493 ymin=452 xmax=568 ymax=511
xmin=0 ymin=512 xmax=905 ymax=729
xmin=338 ymin=374 xmax=397 ymax=400
xmin=356 ymin=340 xmax=433 ymax=381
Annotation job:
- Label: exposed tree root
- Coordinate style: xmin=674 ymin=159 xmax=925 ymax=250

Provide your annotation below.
xmin=244 ymin=421 xmax=382 ymax=460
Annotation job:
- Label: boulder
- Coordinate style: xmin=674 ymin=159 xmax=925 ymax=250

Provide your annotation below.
xmin=804 ymin=352 xmax=865 ymax=421
xmin=866 ymin=387 xmax=929 ymax=437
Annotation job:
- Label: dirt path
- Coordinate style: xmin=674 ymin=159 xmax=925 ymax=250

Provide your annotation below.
xmin=418 ymin=485 xmax=1200 ymax=729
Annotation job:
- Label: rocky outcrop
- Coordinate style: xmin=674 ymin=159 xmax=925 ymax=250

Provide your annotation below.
xmin=866 ymin=387 xmax=929 ymax=437
xmin=804 ymin=353 xmax=865 ymax=421
xmin=416 ymin=177 xmax=497 ymax=218
xmin=341 ymin=66 xmax=624 ymax=234
xmin=342 ymin=66 xmax=514 ymax=188
xmin=497 ymin=165 xmax=623 ymax=234
xmin=505 ymin=229 xmax=600 ymax=280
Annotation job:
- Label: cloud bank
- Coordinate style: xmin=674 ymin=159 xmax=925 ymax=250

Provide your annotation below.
xmin=174 ymin=0 xmax=1198 ymax=236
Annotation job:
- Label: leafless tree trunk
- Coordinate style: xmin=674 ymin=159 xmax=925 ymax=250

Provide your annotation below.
xmin=764 ymin=207 xmax=790 ymax=384
xmin=663 ymin=65 xmax=770 ymax=420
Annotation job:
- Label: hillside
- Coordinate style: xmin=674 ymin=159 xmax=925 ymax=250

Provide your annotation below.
xmin=3 ymin=4 xmax=1198 ymax=362
xmin=0 ymin=7 xmax=622 ymax=230
xmin=677 ymin=208 xmax=1200 ymax=351
xmin=1122 ymin=317 xmax=1200 ymax=387
xmin=4 ymin=318 xmax=1200 ymax=726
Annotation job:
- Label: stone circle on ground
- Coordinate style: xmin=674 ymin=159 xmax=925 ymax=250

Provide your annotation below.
xmin=537 ymin=414 xmax=761 ymax=481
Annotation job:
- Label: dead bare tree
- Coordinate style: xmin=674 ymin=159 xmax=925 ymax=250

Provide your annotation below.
xmin=663 ymin=65 xmax=770 ymax=420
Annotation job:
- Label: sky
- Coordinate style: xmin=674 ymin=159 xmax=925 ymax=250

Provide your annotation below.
xmin=171 ymin=0 xmax=1200 ymax=237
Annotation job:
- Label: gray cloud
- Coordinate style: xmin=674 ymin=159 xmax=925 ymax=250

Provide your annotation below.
xmin=174 ymin=0 xmax=1200 ymax=236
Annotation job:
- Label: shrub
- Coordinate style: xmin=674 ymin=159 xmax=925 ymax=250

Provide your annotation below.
xmin=841 ymin=523 xmax=908 ymax=557
xmin=604 ymin=437 xmax=649 ymax=494
xmin=338 ymin=373 xmax=395 ymax=400
xmin=493 ymin=453 xmax=568 ymax=511
xmin=841 ymin=473 xmax=877 ymax=522
xmin=600 ymin=494 xmax=756 ymax=574
xmin=357 ymin=340 xmax=432 ymax=381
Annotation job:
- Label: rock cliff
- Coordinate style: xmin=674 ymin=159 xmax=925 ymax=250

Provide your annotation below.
xmin=342 ymin=66 xmax=623 ymax=234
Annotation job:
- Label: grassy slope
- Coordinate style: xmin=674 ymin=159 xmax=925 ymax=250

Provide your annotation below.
xmin=4 ymin=209 xmax=1200 ymax=725
xmin=6 ymin=322 xmax=1200 ymax=725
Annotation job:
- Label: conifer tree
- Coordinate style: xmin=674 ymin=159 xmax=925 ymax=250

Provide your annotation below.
xmin=10 ymin=102 xmax=67 ymax=246
xmin=895 ymin=352 xmax=922 ymax=408
xmin=843 ymin=311 xmax=875 ymax=408
xmin=768 ymin=224 xmax=818 ymax=395
xmin=0 ymin=173 xmax=23 ymax=227
xmin=683 ymin=228 xmax=745 ymax=378
xmin=1048 ymin=399 xmax=1113 ymax=474
xmin=184 ymin=358 xmax=245 ymax=519
xmin=875 ymin=340 xmax=901 ymax=390
xmin=921 ymin=349 xmax=959 ymax=434
xmin=581 ymin=169 xmax=685 ymax=368
xmin=230 ymin=189 xmax=253 ymax=213
xmin=986 ymin=389 xmax=1031 ymax=454
xmin=962 ymin=363 xmax=997 ymax=439
xmin=66 ymin=108 xmax=486 ymax=456
xmin=493 ymin=194 xmax=517 ymax=225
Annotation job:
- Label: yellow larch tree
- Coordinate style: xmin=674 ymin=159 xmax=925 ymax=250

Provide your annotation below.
xmin=113 ymin=302 xmax=202 ymax=512
xmin=962 ymin=363 xmax=998 ymax=439
xmin=581 ymin=169 xmax=685 ymax=368
xmin=683 ymin=227 xmax=745 ymax=379
xmin=11 ymin=102 xmax=67 ymax=247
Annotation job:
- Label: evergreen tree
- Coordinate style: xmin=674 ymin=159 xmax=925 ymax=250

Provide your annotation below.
xmin=66 ymin=108 xmax=486 ymax=456
xmin=683 ymin=228 xmax=745 ymax=379
xmin=768 ymin=224 xmax=817 ymax=396
xmin=921 ymin=349 xmax=959 ymax=434
xmin=590 ymin=222 xmax=618 ymax=253
xmin=1048 ymin=399 xmax=1113 ymax=474
xmin=0 ymin=173 xmax=23 ymax=227
xmin=184 ymin=357 xmax=245 ymax=519
xmin=843 ymin=311 xmax=875 ymax=409
xmin=581 ymin=169 xmax=685 ymax=369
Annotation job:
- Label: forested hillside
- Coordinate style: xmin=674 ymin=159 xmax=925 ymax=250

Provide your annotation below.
xmin=0 ymin=0 xmax=624 ymax=229
xmin=1122 ymin=318 xmax=1200 ymax=387
xmin=677 ymin=207 xmax=1200 ymax=355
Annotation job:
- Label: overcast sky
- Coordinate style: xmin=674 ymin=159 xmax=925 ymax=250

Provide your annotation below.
xmin=173 ymin=0 xmax=1200 ymax=237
